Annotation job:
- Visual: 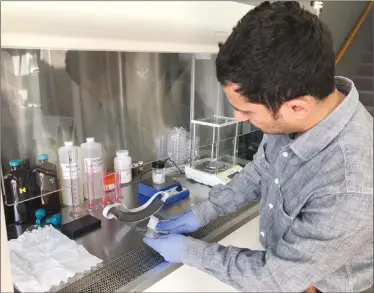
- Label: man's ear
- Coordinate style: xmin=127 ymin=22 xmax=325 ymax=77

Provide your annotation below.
xmin=282 ymin=97 xmax=310 ymax=119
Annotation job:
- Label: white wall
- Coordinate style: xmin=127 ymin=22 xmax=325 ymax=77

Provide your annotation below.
xmin=320 ymin=1 xmax=368 ymax=53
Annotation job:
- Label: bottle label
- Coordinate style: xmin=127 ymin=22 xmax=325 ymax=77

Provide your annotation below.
xmin=84 ymin=158 xmax=103 ymax=174
xmin=119 ymin=169 xmax=131 ymax=184
xmin=104 ymin=183 xmax=115 ymax=192
xmin=60 ymin=163 xmax=80 ymax=180
xmin=19 ymin=187 xmax=27 ymax=194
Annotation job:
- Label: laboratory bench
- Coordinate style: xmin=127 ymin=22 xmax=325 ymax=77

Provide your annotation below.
xmin=7 ymin=175 xmax=259 ymax=293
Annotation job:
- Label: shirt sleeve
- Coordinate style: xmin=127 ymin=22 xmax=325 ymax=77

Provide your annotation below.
xmin=182 ymin=192 xmax=373 ymax=292
xmin=191 ymin=136 xmax=267 ymax=227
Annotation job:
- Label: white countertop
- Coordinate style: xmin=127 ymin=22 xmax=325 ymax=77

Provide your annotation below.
xmin=145 ymin=216 xmax=262 ymax=292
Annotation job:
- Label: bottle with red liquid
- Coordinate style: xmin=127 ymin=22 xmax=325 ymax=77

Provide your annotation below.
xmin=103 ymin=172 xmax=117 ymax=204
xmin=81 ymin=137 xmax=104 ymax=210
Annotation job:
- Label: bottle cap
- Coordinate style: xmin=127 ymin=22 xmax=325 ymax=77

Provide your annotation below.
xmin=64 ymin=141 xmax=73 ymax=147
xmin=86 ymin=137 xmax=95 ymax=143
xmin=116 ymin=150 xmax=129 ymax=157
xmin=9 ymin=160 xmax=21 ymax=167
xmin=35 ymin=208 xmax=46 ymax=220
xmin=37 ymin=154 xmax=48 ymax=161
xmin=152 ymin=160 xmax=165 ymax=169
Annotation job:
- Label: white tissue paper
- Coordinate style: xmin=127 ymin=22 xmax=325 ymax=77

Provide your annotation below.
xmin=8 ymin=225 xmax=102 ymax=292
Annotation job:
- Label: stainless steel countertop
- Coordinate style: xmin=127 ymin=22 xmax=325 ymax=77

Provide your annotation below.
xmin=8 ymin=174 xmax=259 ymax=292
xmin=60 ymin=175 xmax=213 ymax=266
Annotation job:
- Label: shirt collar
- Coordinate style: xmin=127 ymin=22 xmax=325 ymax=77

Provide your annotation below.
xmin=289 ymin=76 xmax=359 ymax=161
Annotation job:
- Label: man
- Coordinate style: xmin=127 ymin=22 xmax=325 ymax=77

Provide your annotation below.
xmin=143 ymin=2 xmax=373 ymax=292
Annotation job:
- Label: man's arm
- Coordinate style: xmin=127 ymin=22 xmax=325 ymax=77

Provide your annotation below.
xmin=191 ymin=136 xmax=267 ymax=227
xmin=183 ymin=192 xmax=373 ymax=292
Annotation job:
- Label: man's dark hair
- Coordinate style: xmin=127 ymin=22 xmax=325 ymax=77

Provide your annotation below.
xmin=216 ymin=1 xmax=335 ymax=112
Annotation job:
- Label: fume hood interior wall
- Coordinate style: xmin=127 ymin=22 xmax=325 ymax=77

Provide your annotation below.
xmin=1 ymin=49 xmax=235 ymax=171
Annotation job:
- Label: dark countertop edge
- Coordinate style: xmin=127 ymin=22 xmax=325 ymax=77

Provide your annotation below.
xmin=115 ymin=203 xmax=259 ymax=293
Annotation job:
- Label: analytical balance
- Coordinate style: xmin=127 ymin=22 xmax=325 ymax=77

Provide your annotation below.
xmin=185 ymin=115 xmax=243 ymax=187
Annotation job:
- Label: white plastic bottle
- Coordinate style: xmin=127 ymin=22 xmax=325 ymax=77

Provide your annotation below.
xmin=114 ymin=150 xmax=132 ymax=184
xmin=81 ymin=137 xmax=104 ymax=205
xmin=58 ymin=141 xmax=84 ymax=217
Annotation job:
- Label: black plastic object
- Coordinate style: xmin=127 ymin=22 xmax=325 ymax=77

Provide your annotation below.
xmin=152 ymin=160 xmax=165 ymax=169
xmin=238 ymin=129 xmax=264 ymax=161
xmin=61 ymin=214 xmax=101 ymax=239
xmin=176 ymin=184 xmax=183 ymax=192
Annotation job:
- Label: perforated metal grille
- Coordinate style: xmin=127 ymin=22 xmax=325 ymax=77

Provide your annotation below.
xmin=57 ymin=245 xmax=163 ymax=293
xmin=57 ymin=207 xmax=250 ymax=293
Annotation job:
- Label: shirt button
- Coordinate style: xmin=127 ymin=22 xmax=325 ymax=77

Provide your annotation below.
xmin=260 ymin=231 xmax=265 ymax=237
xmin=269 ymin=203 xmax=273 ymax=209
xmin=282 ymin=152 xmax=288 ymax=158
xmin=274 ymin=178 xmax=279 ymax=185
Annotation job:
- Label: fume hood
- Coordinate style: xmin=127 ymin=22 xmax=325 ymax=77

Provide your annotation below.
xmin=1 ymin=1 xmax=254 ymax=53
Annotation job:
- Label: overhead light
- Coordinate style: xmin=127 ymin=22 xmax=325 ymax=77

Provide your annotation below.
xmin=310 ymin=1 xmax=323 ymax=16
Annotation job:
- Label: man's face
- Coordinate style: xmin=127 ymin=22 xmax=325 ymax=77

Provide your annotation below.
xmin=223 ymin=83 xmax=307 ymax=134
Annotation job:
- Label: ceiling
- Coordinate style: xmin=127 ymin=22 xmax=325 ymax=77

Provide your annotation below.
xmin=1 ymin=1 xmax=254 ymax=53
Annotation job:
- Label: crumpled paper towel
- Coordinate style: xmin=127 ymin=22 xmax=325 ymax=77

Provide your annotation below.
xmin=8 ymin=225 xmax=102 ymax=292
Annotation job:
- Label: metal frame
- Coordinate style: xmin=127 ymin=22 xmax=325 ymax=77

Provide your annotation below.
xmin=190 ymin=115 xmax=238 ymax=128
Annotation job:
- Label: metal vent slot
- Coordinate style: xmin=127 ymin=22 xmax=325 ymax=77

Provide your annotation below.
xmin=57 ymin=207 xmax=249 ymax=293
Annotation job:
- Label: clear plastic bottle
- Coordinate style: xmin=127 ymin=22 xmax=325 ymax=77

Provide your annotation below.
xmin=114 ymin=150 xmax=132 ymax=185
xmin=81 ymin=137 xmax=104 ymax=210
xmin=167 ymin=127 xmax=188 ymax=165
xmin=58 ymin=141 xmax=84 ymax=218
xmin=30 ymin=154 xmax=61 ymax=215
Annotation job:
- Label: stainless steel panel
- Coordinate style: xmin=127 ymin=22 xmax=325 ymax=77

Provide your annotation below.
xmin=7 ymin=171 xmax=258 ymax=293
xmin=1 ymin=48 xmax=247 ymax=206
xmin=53 ymin=176 xmax=258 ymax=293
xmin=56 ymin=205 xmax=258 ymax=293
xmin=1 ymin=50 xmax=233 ymax=168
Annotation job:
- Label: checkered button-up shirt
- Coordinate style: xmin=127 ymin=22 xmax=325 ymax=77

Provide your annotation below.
xmin=182 ymin=77 xmax=373 ymax=292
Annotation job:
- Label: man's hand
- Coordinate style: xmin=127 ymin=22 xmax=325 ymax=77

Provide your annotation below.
xmin=143 ymin=234 xmax=186 ymax=263
xmin=156 ymin=210 xmax=201 ymax=234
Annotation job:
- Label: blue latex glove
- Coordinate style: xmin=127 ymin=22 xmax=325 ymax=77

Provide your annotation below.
xmin=156 ymin=210 xmax=201 ymax=234
xmin=143 ymin=234 xmax=186 ymax=263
